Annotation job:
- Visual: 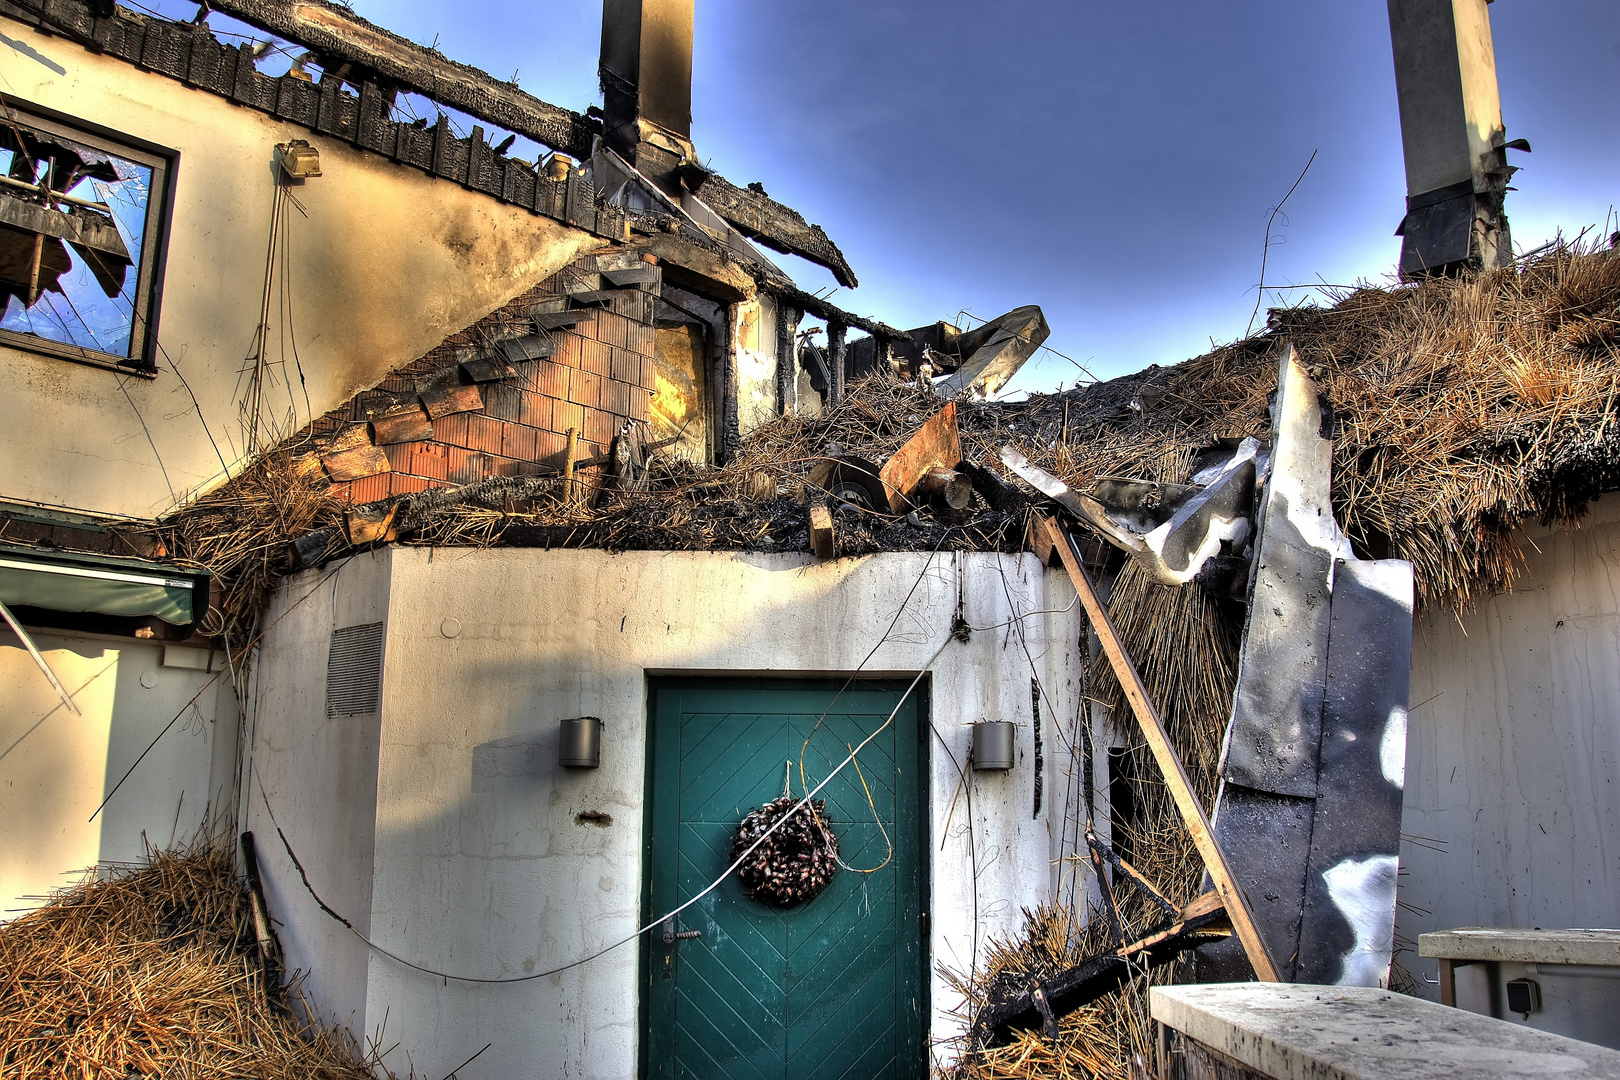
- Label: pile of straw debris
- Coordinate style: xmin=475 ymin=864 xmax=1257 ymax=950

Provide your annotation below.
xmin=0 ymin=846 xmax=384 ymax=1079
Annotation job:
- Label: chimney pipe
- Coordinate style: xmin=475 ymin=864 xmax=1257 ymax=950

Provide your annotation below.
xmin=1387 ymin=0 xmax=1520 ymax=276
xmin=600 ymin=0 xmax=695 ymax=191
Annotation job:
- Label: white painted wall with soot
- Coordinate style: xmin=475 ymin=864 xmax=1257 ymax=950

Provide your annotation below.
xmin=246 ymin=547 xmax=1087 ymax=1079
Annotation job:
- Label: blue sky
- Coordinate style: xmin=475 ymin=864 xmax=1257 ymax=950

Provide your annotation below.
xmin=351 ymin=2 xmax=1615 ymax=387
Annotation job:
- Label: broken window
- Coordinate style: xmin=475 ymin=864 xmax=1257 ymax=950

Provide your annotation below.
xmin=0 ymin=105 xmax=169 ymax=370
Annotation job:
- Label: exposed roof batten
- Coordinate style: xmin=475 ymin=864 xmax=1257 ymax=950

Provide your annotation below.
xmin=200 ymin=0 xmax=597 ymax=158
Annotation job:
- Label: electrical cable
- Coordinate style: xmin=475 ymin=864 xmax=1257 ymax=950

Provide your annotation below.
xmin=268 ymin=633 xmax=956 ymax=985
xmin=264 ymin=552 xmax=1082 ymax=988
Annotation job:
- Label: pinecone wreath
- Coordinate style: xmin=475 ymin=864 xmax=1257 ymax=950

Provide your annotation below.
xmin=731 ymin=796 xmax=839 ymax=906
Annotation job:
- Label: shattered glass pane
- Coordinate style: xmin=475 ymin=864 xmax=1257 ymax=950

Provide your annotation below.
xmin=0 ymin=121 xmax=154 ymax=362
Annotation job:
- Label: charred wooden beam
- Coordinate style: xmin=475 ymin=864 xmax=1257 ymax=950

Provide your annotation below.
xmin=201 ymin=0 xmax=596 ymax=157
xmin=698 ymin=173 xmax=857 ymax=288
xmin=761 ymin=282 xmax=905 ymax=342
xmin=975 ymin=892 xmax=1230 ymax=1047
xmin=775 ymin=301 xmax=801 ymax=415
xmin=826 ymin=320 xmax=847 ymax=407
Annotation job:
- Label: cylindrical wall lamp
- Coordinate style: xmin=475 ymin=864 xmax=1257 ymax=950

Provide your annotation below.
xmin=971 ymin=720 xmax=1015 ymax=771
xmin=559 ymin=716 xmax=603 ymax=768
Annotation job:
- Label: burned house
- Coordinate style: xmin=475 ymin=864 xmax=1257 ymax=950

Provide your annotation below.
xmin=1 ymin=0 xmax=1618 ymax=1078
xmin=0 ymin=0 xmax=1075 ymax=1076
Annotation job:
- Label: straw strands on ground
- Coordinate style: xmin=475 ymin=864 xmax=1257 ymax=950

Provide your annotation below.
xmin=0 ymin=845 xmax=385 ymax=1079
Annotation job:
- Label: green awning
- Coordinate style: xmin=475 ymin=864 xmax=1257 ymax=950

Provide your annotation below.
xmin=0 ymin=546 xmax=209 ymax=628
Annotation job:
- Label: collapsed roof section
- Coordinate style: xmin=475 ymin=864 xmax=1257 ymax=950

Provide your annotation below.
xmin=7 ymin=0 xmax=862 ymax=290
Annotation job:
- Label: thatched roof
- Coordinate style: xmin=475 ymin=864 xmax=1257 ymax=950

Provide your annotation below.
xmin=1022 ymin=240 xmax=1620 ymax=612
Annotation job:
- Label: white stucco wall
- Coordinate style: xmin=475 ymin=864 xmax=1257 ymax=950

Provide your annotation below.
xmin=245 ymin=552 xmax=390 ymax=1036
xmin=732 ymin=292 xmax=780 ymax=437
xmin=1398 ymin=494 xmax=1620 ymax=993
xmin=0 ymin=14 xmax=599 ymax=519
xmin=0 ymin=631 xmax=228 ymax=918
xmin=246 ymin=547 xmax=1086 ymax=1078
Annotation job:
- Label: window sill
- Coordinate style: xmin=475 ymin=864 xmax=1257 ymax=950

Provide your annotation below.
xmin=0 ymin=328 xmax=157 ymax=379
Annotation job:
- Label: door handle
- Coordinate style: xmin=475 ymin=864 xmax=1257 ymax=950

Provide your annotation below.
xmin=660 ymin=921 xmax=700 ymax=980
xmin=662 ymin=918 xmax=702 ymax=944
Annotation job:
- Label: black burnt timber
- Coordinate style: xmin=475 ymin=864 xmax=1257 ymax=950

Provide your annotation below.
xmin=775 ymin=300 xmax=800 ymax=415
xmin=976 ymin=896 xmax=1230 ymax=1047
xmin=199 ymin=0 xmax=595 ymax=159
xmin=763 ymin=282 xmax=906 ymax=342
xmin=699 ymin=173 xmax=858 ymax=289
xmin=827 ymin=320 xmax=847 ymax=406
xmin=11 ymin=0 xmax=609 ymax=234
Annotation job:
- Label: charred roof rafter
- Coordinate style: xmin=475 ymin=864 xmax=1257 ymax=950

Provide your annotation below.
xmin=4 ymin=0 xmax=620 ymax=235
xmin=7 ymin=0 xmax=861 ymax=289
xmin=196 ymin=0 xmax=598 ymax=158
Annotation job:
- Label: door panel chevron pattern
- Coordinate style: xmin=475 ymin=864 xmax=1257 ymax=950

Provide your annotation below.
xmin=646 ymin=684 xmax=925 ymax=1080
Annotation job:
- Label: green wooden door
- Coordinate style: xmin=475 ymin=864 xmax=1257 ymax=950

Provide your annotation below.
xmin=643 ymin=680 xmax=927 ymax=1080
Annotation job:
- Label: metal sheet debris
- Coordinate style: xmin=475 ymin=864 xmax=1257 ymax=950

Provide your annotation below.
xmin=1202 ymin=346 xmax=1414 ymax=986
xmin=934 ymin=305 xmax=1049 ymax=398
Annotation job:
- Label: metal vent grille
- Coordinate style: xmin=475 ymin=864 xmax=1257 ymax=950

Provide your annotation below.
xmin=326 ymin=622 xmax=383 ymax=716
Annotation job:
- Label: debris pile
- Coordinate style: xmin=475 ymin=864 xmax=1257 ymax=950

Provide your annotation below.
xmin=0 ymin=846 xmax=384 ymax=1079
xmin=940 ymin=905 xmax=1159 ymax=1080
xmin=1024 ymin=240 xmax=1620 ymax=612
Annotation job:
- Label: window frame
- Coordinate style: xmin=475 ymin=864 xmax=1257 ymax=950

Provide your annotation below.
xmin=0 ymin=99 xmax=175 ymax=377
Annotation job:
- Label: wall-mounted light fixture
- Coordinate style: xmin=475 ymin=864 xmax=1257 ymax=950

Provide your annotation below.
xmin=971 ymin=720 xmax=1014 ymax=771
xmin=276 ymin=139 xmax=322 ymax=180
xmin=560 ymin=716 xmax=603 ymax=768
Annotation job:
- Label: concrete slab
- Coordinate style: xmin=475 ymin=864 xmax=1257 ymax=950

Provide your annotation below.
xmin=1151 ymin=983 xmax=1620 ymax=1080
xmin=1420 ymin=928 xmax=1620 ymax=967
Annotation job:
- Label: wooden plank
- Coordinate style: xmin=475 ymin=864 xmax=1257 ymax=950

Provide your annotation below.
xmin=877 ymin=402 xmax=961 ymax=515
xmin=1026 ymin=511 xmax=1055 ymax=565
xmin=809 ymin=504 xmax=835 ymax=558
xmin=1040 ymin=512 xmax=1280 ymax=983
xmin=1179 ymin=889 xmax=1226 ymax=921
xmin=562 ymin=426 xmax=580 ymax=505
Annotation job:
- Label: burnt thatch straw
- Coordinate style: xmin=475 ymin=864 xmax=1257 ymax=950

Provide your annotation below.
xmin=0 ymin=844 xmax=389 ymax=1078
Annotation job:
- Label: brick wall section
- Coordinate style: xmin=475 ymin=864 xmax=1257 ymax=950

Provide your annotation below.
xmin=313 ymin=256 xmax=661 ymax=505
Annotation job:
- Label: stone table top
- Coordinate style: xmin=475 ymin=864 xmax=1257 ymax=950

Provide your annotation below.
xmin=1150 ymin=983 xmax=1620 ymax=1080
xmin=1418 ymin=927 xmax=1620 ymax=966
